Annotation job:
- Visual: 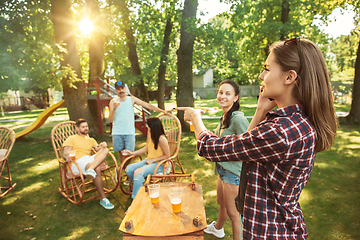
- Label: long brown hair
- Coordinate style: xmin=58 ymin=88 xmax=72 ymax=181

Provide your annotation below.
xmin=270 ymin=38 xmax=337 ymax=153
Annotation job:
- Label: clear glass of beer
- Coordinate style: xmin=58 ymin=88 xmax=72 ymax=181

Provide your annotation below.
xmin=189 ymin=121 xmax=194 ymax=132
xmin=148 ymin=184 xmax=160 ymax=206
xmin=69 ymin=150 xmax=76 ymax=161
xmin=169 ymin=192 xmax=182 ymax=213
xmin=113 ymin=98 xmax=120 ymax=106
xmin=121 ymin=150 xmax=129 ymax=156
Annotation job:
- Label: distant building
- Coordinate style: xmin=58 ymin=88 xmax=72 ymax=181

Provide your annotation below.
xmin=0 ymin=89 xmax=61 ymax=112
xmin=193 ymin=68 xmax=213 ymax=88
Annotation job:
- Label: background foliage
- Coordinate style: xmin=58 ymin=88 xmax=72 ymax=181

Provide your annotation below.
xmin=0 ymin=0 xmax=358 ymax=95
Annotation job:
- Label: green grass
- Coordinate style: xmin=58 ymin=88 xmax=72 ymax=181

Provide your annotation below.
xmin=0 ymin=99 xmax=358 ymax=239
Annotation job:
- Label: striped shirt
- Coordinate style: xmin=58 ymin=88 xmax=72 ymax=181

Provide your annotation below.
xmin=197 ymin=104 xmax=316 ymax=239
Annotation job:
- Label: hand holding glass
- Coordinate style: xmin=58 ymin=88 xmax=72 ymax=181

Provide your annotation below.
xmin=69 ymin=150 xmax=76 ymax=161
xmin=113 ymin=98 xmax=120 ymax=107
xmin=122 ymin=150 xmax=130 ymax=156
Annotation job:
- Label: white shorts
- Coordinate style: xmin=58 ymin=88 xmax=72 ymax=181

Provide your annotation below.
xmin=71 ymin=155 xmax=95 ymax=174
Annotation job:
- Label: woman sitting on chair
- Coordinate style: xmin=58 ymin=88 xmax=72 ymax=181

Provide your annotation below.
xmin=122 ymin=117 xmax=170 ymax=199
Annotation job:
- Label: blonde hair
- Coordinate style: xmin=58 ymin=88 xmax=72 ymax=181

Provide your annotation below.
xmin=270 ymin=38 xmax=337 ymax=153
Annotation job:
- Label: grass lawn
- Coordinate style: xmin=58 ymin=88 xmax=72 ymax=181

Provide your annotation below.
xmin=0 ymin=98 xmax=359 ymax=239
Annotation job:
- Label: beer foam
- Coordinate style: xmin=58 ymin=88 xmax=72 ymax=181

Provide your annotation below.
xmin=150 ymin=193 xmax=159 ymax=198
xmin=170 ymin=199 xmax=181 ymax=205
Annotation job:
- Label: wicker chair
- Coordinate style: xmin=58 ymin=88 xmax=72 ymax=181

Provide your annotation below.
xmin=118 ymin=113 xmax=185 ymax=195
xmin=51 ymin=121 xmax=119 ymax=205
xmin=0 ymin=126 xmax=17 ymax=197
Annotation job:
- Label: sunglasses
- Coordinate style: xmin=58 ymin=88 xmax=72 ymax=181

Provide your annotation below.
xmin=284 ymin=36 xmax=303 ymax=76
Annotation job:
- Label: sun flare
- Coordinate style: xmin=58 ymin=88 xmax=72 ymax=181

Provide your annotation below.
xmin=79 ymin=19 xmax=94 ymax=35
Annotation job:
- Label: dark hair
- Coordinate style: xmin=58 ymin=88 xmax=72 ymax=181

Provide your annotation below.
xmin=75 ymin=118 xmax=87 ymax=127
xmin=217 ymin=80 xmax=240 ymax=129
xmin=146 ymin=117 xmax=166 ymax=150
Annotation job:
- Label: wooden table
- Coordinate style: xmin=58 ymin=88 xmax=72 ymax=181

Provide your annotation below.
xmin=119 ymin=182 xmax=207 ymax=239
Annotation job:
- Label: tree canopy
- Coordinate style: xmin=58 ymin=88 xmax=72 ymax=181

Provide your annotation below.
xmin=1 ymin=0 xmax=359 ymax=124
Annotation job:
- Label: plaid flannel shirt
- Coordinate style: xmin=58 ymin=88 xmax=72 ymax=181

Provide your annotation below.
xmin=197 ymin=104 xmax=316 ymax=239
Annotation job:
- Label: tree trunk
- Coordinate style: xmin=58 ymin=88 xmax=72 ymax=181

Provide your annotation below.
xmin=87 ymin=0 xmax=105 ymax=131
xmin=280 ymin=0 xmax=290 ymax=41
xmin=50 ymin=0 xmax=98 ymax=134
xmin=118 ymin=0 xmax=149 ymax=102
xmin=87 ymin=0 xmax=105 ymax=83
xmin=176 ymin=0 xmax=198 ymax=132
xmin=345 ymin=40 xmax=360 ymax=124
xmin=157 ymin=18 xmax=173 ymax=110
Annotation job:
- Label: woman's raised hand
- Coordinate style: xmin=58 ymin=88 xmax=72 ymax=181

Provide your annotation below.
xmin=258 ymin=90 xmax=277 ymax=113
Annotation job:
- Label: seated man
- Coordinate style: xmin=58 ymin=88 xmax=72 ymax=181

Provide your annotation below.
xmin=62 ymin=118 xmax=114 ymax=210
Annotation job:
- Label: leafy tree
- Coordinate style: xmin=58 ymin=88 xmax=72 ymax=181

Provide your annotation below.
xmin=331 ymin=35 xmax=357 ymax=72
xmin=114 ymin=0 xmax=149 ymax=101
xmin=105 ymin=0 xmax=180 ymax=104
xmin=324 ymin=1 xmax=360 ymax=124
xmin=193 ymin=14 xmax=251 ymax=85
xmin=329 ymin=34 xmax=357 ymax=97
xmin=228 ymin=0 xmax=329 ymax=83
xmin=0 ymin=0 xmax=61 ymax=95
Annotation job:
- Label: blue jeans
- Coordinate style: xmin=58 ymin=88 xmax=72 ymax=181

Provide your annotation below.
xmin=125 ymin=159 xmax=164 ymax=199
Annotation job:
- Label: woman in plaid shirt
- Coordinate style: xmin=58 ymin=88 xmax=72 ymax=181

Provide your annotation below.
xmin=177 ymin=38 xmax=337 ymax=239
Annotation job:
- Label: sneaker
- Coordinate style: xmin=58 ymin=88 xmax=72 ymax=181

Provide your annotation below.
xmin=100 ymin=198 xmax=114 ymax=210
xmin=122 ymin=175 xmax=129 ymax=186
xmin=204 ymin=221 xmax=225 ymax=238
xmin=83 ymin=169 xmax=96 ymax=179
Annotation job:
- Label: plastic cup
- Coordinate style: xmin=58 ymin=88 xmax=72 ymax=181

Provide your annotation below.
xmin=169 ymin=192 xmax=182 ymax=213
xmin=69 ymin=150 xmax=76 ymax=161
xmin=114 ymin=98 xmax=120 ymax=103
xmin=189 ymin=122 xmax=194 ymax=132
xmin=148 ymin=184 xmax=160 ymax=205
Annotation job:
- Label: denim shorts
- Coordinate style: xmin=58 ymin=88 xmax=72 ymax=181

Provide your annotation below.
xmin=216 ymin=164 xmax=240 ymax=185
xmin=112 ymin=134 xmax=135 ymax=152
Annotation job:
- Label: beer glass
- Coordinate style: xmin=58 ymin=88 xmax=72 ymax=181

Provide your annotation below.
xmin=121 ymin=150 xmax=129 ymax=156
xmin=169 ymin=192 xmax=182 ymax=213
xmin=148 ymin=184 xmax=160 ymax=205
xmin=69 ymin=150 xmax=76 ymax=161
xmin=189 ymin=122 xmax=194 ymax=132
xmin=113 ymin=98 xmax=120 ymax=107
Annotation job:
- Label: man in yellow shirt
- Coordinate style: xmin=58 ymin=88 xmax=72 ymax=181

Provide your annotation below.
xmin=63 ymin=118 xmax=114 ymax=210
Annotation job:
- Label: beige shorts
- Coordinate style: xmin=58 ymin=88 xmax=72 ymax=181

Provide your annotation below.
xmin=71 ymin=155 xmax=95 ymax=174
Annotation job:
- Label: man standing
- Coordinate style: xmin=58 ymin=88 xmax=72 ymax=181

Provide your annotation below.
xmin=108 ymin=80 xmax=167 ymax=163
xmin=63 ymin=118 xmax=114 ymax=210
